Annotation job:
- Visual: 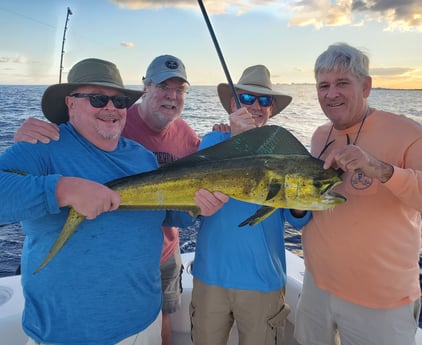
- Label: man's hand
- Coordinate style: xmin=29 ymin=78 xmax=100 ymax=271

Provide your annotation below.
xmin=229 ymin=107 xmax=256 ymax=136
xmin=194 ymin=189 xmax=229 ymax=216
xmin=323 ymin=145 xmax=394 ymax=183
xmin=212 ymin=123 xmax=231 ymax=133
xmin=56 ymin=177 xmax=121 ymax=220
xmin=14 ymin=117 xmax=60 ymax=144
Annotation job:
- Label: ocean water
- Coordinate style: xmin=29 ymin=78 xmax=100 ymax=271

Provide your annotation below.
xmin=0 ymin=84 xmax=421 ymax=280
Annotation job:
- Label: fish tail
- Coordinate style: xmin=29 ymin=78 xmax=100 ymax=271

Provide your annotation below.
xmin=33 ymin=208 xmax=85 ymax=274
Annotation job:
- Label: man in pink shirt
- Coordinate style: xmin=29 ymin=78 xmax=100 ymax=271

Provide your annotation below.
xmin=122 ymin=55 xmax=199 ymax=345
xmin=14 ymin=55 xmax=200 ymax=345
xmin=294 ymin=43 xmax=422 ymax=345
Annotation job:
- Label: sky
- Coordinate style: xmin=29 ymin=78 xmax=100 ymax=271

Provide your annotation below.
xmin=0 ymin=0 xmax=421 ymax=89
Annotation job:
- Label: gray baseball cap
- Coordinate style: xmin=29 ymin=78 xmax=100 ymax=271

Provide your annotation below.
xmin=143 ymin=55 xmax=189 ymax=85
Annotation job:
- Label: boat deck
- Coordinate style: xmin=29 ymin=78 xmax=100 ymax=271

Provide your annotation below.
xmin=1 ymin=251 xmax=421 ymax=345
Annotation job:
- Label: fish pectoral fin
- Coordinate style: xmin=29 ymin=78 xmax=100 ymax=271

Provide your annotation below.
xmin=266 ymin=183 xmax=282 ymax=201
xmin=238 ymin=206 xmax=277 ymax=227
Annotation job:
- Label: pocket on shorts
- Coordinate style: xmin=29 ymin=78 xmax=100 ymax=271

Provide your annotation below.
xmin=265 ymin=303 xmax=291 ymax=345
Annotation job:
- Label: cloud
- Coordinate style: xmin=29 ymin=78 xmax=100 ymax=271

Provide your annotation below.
xmin=352 ymin=0 xmax=422 ymax=29
xmin=110 ymin=0 xmax=193 ymax=10
xmin=289 ymin=0 xmax=422 ymax=30
xmin=109 ymin=0 xmax=280 ymax=15
xmin=13 ymin=55 xmax=28 ymax=64
xmin=370 ymin=67 xmax=414 ymax=76
xmin=109 ymin=0 xmax=421 ymax=30
xmin=110 ymin=0 xmax=225 ymax=14
xmin=0 ymin=55 xmax=27 ymax=64
xmin=288 ymin=0 xmax=353 ymax=28
xmin=121 ymin=41 xmax=135 ymax=48
xmin=370 ymin=67 xmax=422 ymax=89
xmin=110 ymin=0 xmax=422 ymax=31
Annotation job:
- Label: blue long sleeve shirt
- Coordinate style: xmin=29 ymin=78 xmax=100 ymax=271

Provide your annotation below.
xmin=192 ymin=130 xmax=312 ymax=292
xmin=0 ymin=123 xmax=192 ymax=345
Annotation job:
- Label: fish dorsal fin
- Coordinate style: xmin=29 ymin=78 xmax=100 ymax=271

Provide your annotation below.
xmin=251 ymin=125 xmax=310 ymax=156
xmin=165 ymin=125 xmax=310 ymax=167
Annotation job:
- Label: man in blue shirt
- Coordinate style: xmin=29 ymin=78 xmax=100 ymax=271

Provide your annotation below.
xmin=0 ymin=58 xmax=227 ymax=345
xmin=190 ymin=65 xmax=312 ymax=345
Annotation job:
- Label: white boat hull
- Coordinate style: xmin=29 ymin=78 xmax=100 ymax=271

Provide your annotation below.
xmin=1 ymin=251 xmax=421 ymax=345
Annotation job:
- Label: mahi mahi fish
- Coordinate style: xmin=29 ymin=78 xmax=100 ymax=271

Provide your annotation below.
xmin=33 ymin=125 xmax=345 ymax=273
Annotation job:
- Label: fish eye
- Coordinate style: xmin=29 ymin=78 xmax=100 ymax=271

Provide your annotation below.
xmin=313 ymin=180 xmax=322 ymax=188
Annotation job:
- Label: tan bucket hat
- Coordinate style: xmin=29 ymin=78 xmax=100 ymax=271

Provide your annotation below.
xmin=217 ymin=65 xmax=292 ymax=118
xmin=41 ymin=58 xmax=143 ymax=124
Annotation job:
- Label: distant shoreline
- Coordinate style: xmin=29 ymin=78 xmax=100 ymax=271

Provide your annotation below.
xmin=0 ymin=84 xmax=421 ymax=91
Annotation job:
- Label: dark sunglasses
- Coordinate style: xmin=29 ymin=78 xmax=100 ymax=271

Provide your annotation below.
xmin=70 ymin=93 xmax=130 ymax=109
xmin=239 ymin=93 xmax=273 ymax=107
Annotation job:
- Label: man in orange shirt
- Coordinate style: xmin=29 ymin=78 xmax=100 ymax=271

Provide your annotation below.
xmin=295 ymin=42 xmax=422 ymax=345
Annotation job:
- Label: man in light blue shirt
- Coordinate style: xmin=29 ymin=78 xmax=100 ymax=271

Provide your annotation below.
xmin=190 ymin=65 xmax=312 ymax=345
xmin=0 ymin=58 xmax=227 ymax=345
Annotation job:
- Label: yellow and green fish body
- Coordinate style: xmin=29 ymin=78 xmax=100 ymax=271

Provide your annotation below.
xmin=112 ymin=153 xmax=343 ymax=212
xmin=33 ymin=125 xmax=346 ymax=273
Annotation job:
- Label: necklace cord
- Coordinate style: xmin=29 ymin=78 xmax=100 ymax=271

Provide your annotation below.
xmin=317 ymin=107 xmax=372 ymax=159
xmin=352 ymin=107 xmax=371 ymax=145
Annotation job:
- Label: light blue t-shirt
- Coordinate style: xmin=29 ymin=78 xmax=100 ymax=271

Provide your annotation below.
xmin=0 ymin=123 xmax=191 ymax=345
xmin=192 ymin=130 xmax=311 ymax=292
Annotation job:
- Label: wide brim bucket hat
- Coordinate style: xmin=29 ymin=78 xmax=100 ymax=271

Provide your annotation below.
xmin=41 ymin=58 xmax=143 ymax=124
xmin=217 ymin=64 xmax=292 ymax=118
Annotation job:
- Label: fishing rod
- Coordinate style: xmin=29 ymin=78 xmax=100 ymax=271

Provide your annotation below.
xmin=197 ymin=0 xmax=241 ymax=109
xmin=59 ymin=7 xmax=72 ymax=84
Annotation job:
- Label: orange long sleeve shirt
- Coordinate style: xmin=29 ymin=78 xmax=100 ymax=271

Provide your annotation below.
xmin=303 ymin=110 xmax=422 ymax=308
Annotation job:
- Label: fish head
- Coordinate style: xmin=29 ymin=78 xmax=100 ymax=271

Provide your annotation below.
xmin=283 ymin=157 xmax=346 ymax=210
xmin=310 ymin=167 xmax=346 ymax=209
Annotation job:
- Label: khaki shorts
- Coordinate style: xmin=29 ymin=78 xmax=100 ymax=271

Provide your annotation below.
xmin=161 ymin=246 xmax=183 ymax=314
xmin=190 ymin=277 xmax=290 ymax=345
xmin=26 ymin=312 xmax=162 ymax=345
xmin=295 ymin=270 xmax=420 ymax=345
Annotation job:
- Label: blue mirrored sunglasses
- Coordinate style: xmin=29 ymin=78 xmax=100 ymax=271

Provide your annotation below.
xmin=239 ymin=93 xmax=273 ymax=107
xmin=70 ymin=93 xmax=130 ymax=109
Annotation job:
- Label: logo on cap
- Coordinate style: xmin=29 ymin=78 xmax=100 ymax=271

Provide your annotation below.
xmin=165 ymin=60 xmax=179 ymax=70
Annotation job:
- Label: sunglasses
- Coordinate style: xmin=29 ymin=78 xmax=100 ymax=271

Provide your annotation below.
xmin=239 ymin=93 xmax=273 ymax=107
xmin=70 ymin=93 xmax=130 ymax=109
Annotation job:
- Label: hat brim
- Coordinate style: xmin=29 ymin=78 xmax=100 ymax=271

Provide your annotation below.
xmin=41 ymin=82 xmax=143 ymax=124
xmin=217 ymin=83 xmax=292 ymax=118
